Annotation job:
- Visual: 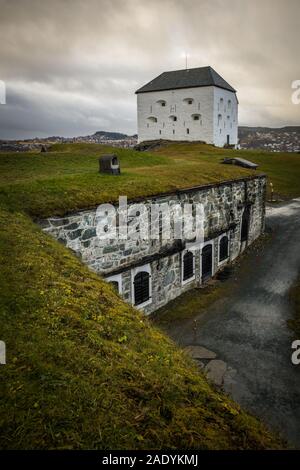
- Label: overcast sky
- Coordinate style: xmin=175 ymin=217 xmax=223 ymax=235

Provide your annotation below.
xmin=0 ymin=0 xmax=299 ymax=139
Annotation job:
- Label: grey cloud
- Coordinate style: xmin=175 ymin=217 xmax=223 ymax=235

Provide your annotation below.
xmin=0 ymin=0 xmax=299 ymax=139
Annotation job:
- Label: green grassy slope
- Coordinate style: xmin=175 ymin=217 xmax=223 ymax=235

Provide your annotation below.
xmin=154 ymin=143 xmax=300 ymax=200
xmin=0 ymin=143 xmax=252 ymax=218
xmin=1 ymin=143 xmax=299 ymax=219
xmin=1 ymin=142 xmax=297 ymax=449
xmin=0 ymin=208 xmax=282 ymax=449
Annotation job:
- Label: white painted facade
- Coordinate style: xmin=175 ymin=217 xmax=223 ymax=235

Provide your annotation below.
xmin=136 ymin=85 xmax=238 ymax=147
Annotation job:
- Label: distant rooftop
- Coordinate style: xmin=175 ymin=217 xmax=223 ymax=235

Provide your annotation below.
xmin=135 ymin=66 xmax=236 ymax=94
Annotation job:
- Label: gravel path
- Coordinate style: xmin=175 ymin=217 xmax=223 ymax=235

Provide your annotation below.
xmin=163 ymin=199 xmax=300 ymax=447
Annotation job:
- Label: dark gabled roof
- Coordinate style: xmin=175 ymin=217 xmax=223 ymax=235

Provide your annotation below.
xmin=135 ymin=66 xmax=236 ymax=94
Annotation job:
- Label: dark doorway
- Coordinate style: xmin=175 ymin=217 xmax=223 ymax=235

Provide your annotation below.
xmin=219 ymin=236 xmax=229 ymax=262
xmin=202 ymin=244 xmax=213 ymax=281
xmin=134 ymin=271 xmax=150 ymax=306
xmin=183 ymin=251 xmax=194 ymax=281
xmin=227 ymin=134 xmax=230 ymax=145
xmin=241 ymin=207 xmax=251 ymax=243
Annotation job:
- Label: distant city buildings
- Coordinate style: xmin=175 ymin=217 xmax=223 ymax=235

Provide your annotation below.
xmin=238 ymin=127 xmax=300 ymax=152
xmin=0 ymin=127 xmax=299 ymax=153
xmin=0 ymin=132 xmax=138 ymax=152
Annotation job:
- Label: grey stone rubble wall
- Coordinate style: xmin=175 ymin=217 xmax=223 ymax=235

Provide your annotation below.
xmin=40 ymin=176 xmax=266 ymax=314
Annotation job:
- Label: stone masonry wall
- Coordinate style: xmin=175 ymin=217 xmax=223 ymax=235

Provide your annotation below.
xmin=40 ymin=175 xmax=266 ymax=314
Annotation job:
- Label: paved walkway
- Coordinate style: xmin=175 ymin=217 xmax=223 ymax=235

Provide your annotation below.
xmin=163 ymin=199 xmax=300 ymax=447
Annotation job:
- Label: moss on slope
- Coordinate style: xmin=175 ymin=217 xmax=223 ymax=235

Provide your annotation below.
xmin=0 ymin=142 xmax=290 ymax=449
xmin=0 ymin=208 xmax=282 ymax=449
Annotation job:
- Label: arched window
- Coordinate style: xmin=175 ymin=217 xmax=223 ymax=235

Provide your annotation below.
xmin=147 ymin=116 xmax=157 ymax=123
xmin=183 ymin=251 xmax=194 ymax=281
xmin=156 ymin=99 xmax=166 ymax=107
xmin=241 ymin=207 xmax=251 ymax=243
xmin=106 ymin=274 xmax=122 ymax=294
xmin=109 ymin=281 xmax=119 ymax=292
xmin=134 ymin=271 xmax=150 ymax=306
xmin=218 ymin=114 xmax=222 ymax=126
xmin=169 ymin=115 xmax=177 ymax=122
xmin=191 ymin=113 xmax=201 ymax=121
xmin=183 ymin=98 xmax=194 ymax=105
xmin=228 ymin=99 xmax=232 ymax=109
xmin=219 ymin=236 xmax=229 ymax=262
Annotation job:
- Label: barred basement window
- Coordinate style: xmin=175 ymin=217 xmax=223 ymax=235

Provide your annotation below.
xmin=183 ymin=251 xmax=194 ymax=281
xmin=106 ymin=274 xmax=122 ymax=294
xmin=109 ymin=281 xmax=119 ymax=292
xmin=134 ymin=271 xmax=150 ymax=305
xmin=219 ymin=236 xmax=229 ymax=262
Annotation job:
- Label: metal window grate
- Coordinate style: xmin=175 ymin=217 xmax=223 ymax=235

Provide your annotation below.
xmin=183 ymin=251 xmax=194 ymax=281
xmin=219 ymin=236 xmax=229 ymax=262
xmin=109 ymin=281 xmax=119 ymax=292
xmin=134 ymin=272 xmax=150 ymax=305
